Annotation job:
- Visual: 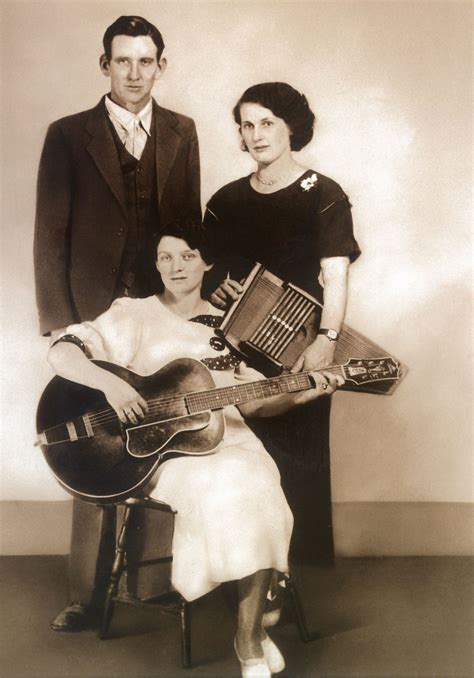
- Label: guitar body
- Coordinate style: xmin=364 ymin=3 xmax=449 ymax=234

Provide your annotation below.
xmin=36 ymin=359 xmax=224 ymax=504
xmin=37 ymin=354 xmax=400 ymax=504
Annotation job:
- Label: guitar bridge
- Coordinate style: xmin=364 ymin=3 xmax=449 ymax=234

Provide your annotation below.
xmin=83 ymin=414 xmax=94 ymax=438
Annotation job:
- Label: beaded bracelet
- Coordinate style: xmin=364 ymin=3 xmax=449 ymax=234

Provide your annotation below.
xmin=50 ymin=333 xmax=87 ymax=355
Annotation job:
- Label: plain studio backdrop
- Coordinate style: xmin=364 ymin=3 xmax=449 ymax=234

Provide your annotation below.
xmin=0 ymin=1 xmax=472 ymax=556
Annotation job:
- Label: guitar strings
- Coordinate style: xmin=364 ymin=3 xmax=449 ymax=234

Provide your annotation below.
xmin=44 ymin=365 xmax=347 ymax=434
xmin=52 ymin=367 xmax=345 ymax=432
xmin=87 ymin=355 xmax=395 ymax=429
xmin=89 ymin=366 xmax=341 ymax=423
xmin=88 ymin=371 xmax=316 ymax=426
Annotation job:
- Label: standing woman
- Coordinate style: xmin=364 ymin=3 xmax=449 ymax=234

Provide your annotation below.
xmin=204 ymin=82 xmax=361 ymax=567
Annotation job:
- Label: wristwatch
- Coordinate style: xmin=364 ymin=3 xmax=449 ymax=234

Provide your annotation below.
xmin=317 ymin=328 xmax=339 ymax=342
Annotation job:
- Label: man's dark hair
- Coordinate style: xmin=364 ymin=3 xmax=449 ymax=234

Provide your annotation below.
xmin=233 ymin=82 xmax=315 ymax=152
xmin=103 ymin=15 xmax=165 ymax=60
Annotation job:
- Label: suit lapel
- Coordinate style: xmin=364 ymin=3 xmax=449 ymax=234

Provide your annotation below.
xmin=153 ymin=101 xmax=180 ymax=205
xmin=85 ymin=98 xmax=127 ymax=217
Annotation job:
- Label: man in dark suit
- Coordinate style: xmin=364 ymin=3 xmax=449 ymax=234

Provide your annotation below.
xmin=34 ymin=15 xmax=201 ymax=630
xmin=35 ymin=15 xmax=200 ymax=337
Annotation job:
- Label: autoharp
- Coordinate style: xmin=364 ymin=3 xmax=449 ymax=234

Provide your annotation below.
xmin=217 ymin=264 xmax=406 ymax=395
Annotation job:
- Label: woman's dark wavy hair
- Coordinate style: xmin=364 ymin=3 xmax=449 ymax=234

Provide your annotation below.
xmin=233 ymin=82 xmax=315 ymax=152
xmin=103 ymin=15 xmax=165 ymax=60
xmin=151 ymin=218 xmax=215 ymax=293
xmin=153 ymin=218 xmax=215 ymax=265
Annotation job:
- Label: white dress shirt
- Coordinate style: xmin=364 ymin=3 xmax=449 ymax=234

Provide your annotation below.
xmin=105 ymin=96 xmax=153 ymax=160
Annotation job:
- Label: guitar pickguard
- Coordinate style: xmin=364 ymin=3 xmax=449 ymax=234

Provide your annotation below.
xmin=126 ymin=412 xmax=211 ymax=457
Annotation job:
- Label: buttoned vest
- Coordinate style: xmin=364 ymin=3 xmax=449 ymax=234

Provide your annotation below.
xmin=108 ymin=118 xmax=159 ymax=296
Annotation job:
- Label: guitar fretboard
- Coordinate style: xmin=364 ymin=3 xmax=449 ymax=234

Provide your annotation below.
xmin=39 ymin=357 xmax=402 ymax=448
xmin=184 ymin=368 xmax=342 ymax=414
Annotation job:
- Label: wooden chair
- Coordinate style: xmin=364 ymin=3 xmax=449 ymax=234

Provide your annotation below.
xmin=98 ymin=496 xmax=318 ymax=669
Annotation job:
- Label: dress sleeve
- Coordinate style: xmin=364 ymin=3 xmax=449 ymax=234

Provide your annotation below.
xmin=316 ymin=186 xmax=361 ymax=263
xmin=62 ymin=298 xmax=143 ymax=367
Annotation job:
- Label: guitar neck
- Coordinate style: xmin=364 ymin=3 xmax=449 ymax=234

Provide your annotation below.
xmin=185 ymin=365 xmax=345 ymax=414
xmin=37 ymin=356 xmax=398 ymax=452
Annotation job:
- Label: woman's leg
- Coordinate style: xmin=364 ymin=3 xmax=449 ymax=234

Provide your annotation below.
xmin=236 ymin=568 xmax=272 ymax=659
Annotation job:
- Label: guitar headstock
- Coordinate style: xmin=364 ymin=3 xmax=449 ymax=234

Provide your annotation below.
xmin=342 ymin=357 xmax=400 ymax=386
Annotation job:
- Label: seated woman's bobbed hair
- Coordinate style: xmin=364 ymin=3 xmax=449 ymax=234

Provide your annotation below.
xmin=152 ymin=218 xmax=215 ymax=294
xmin=153 ymin=218 xmax=215 ymax=265
xmin=233 ymin=82 xmax=316 ymax=152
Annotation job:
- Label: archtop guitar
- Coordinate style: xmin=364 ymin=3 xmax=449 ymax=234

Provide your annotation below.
xmin=36 ymin=356 xmax=400 ymax=504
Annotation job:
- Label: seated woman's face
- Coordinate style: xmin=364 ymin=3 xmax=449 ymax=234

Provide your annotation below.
xmin=239 ymin=102 xmax=292 ymax=165
xmin=156 ymin=235 xmax=212 ymax=296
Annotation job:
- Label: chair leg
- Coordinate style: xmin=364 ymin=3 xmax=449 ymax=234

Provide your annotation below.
xmin=99 ymin=505 xmax=132 ymax=639
xmin=286 ymin=573 xmax=318 ymax=642
xmin=179 ymin=597 xmax=192 ymax=668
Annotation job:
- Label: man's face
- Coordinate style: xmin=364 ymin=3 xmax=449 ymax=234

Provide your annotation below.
xmin=101 ymin=35 xmax=165 ymax=113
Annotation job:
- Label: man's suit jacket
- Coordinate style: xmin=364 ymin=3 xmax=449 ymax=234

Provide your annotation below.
xmin=34 ymin=96 xmax=201 ymax=335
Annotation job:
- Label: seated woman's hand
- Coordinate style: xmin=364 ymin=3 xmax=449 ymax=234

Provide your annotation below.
xmin=210 ymin=278 xmax=244 ymax=309
xmin=294 ymin=370 xmax=344 ymax=406
xmin=101 ymin=373 xmax=149 ymax=425
xmin=313 ymin=370 xmax=344 ymax=395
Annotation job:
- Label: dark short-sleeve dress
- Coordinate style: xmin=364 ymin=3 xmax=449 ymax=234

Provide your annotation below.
xmin=203 ymin=170 xmax=361 ymax=563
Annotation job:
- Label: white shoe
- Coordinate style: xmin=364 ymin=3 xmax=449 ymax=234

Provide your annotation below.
xmin=261 ymin=632 xmax=285 ymax=674
xmin=234 ymin=637 xmax=271 ymax=678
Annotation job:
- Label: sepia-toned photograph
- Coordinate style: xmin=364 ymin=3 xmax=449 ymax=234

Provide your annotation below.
xmin=1 ymin=1 xmax=472 ymax=677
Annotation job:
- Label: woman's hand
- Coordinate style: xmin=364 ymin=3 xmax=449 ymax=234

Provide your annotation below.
xmin=291 ymin=370 xmax=344 ymax=407
xmin=291 ymin=336 xmax=337 ymax=373
xmin=311 ymin=370 xmax=344 ymax=395
xmin=102 ymin=373 xmax=149 ymax=425
xmin=210 ymin=278 xmax=244 ymax=309
xmin=238 ymin=367 xmax=344 ymax=418
xmin=48 ymin=340 xmax=147 ymax=425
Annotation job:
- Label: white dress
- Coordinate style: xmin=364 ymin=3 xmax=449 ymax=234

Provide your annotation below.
xmin=67 ymin=296 xmax=293 ymax=601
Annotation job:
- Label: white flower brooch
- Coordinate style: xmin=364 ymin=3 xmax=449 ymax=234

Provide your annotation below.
xmin=300 ymin=173 xmax=318 ymax=192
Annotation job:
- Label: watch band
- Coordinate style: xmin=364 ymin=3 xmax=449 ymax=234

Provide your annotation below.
xmin=317 ymin=328 xmax=339 ymax=342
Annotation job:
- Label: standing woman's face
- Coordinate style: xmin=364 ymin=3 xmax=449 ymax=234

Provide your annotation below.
xmin=239 ymin=102 xmax=292 ymax=165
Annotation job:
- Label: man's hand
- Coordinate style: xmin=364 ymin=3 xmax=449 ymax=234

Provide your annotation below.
xmin=210 ymin=278 xmax=243 ymax=309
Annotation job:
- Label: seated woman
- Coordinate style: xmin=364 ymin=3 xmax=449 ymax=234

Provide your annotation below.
xmin=47 ymin=220 xmax=342 ymax=678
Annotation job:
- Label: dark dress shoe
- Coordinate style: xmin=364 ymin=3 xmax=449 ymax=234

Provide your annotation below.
xmin=50 ymin=602 xmax=96 ymax=632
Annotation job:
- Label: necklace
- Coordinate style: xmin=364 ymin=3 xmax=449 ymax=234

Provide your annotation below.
xmin=255 ymin=171 xmax=280 ymax=186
